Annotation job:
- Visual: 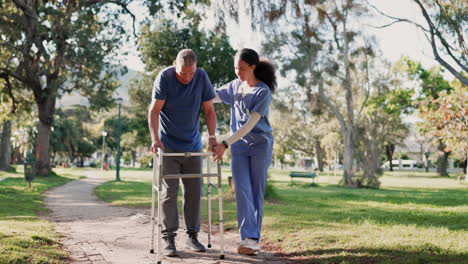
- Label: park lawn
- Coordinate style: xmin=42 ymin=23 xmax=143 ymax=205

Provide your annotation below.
xmin=95 ymin=170 xmax=468 ymax=264
xmin=0 ymin=167 xmax=77 ymax=264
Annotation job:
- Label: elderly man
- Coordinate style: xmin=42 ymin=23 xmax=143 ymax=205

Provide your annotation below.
xmin=148 ymin=49 xmax=217 ymax=257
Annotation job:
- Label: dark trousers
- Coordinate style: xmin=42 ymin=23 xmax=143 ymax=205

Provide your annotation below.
xmin=160 ymin=147 xmax=202 ymax=238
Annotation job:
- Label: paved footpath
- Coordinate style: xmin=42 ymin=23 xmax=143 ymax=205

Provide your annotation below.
xmin=43 ymin=172 xmax=298 ymax=264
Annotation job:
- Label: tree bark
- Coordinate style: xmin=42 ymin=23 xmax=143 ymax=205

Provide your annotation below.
xmin=0 ymin=121 xmax=12 ymax=171
xmin=35 ymin=94 xmax=57 ymax=176
xmin=343 ymin=127 xmax=355 ymax=186
xmin=360 ymin=131 xmax=382 ymax=188
xmin=341 ymin=17 xmax=356 ymax=187
xmin=131 ymin=150 xmax=136 ymax=167
xmin=465 ymin=155 xmax=467 ymax=182
xmin=386 ymin=144 xmax=395 ymax=171
xmin=436 ymin=140 xmax=450 ymax=177
xmin=35 ymin=120 xmax=51 ymax=175
xmin=424 ymin=152 xmax=430 ymax=173
xmin=314 ymin=138 xmax=324 ymax=172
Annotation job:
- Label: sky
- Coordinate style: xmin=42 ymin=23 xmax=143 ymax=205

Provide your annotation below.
xmin=121 ymin=0 xmax=441 ymax=74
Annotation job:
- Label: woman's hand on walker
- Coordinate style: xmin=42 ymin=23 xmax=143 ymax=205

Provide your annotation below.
xmin=208 ymin=137 xmax=218 ymax=153
xmin=212 ymin=143 xmax=226 ymax=162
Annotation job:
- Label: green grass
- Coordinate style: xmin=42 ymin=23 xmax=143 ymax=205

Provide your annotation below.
xmin=95 ymin=168 xmax=468 ymax=263
xmin=261 ymin=184 xmax=467 ymax=263
xmin=0 ymin=166 xmax=77 ymax=264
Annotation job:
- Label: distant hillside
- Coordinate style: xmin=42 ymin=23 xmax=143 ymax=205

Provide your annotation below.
xmin=57 ymin=67 xmax=141 ymax=108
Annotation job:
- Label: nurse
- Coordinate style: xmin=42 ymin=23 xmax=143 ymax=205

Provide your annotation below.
xmin=213 ymin=48 xmax=276 ymax=255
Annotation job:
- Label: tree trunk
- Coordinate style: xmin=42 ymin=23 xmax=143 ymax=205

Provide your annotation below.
xmin=436 ymin=140 xmax=450 ymax=177
xmin=424 ymin=152 xmax=430 ymax=173
xmin=386 ymin=144 xmax=395 ymax=171
xmin=342 ymin=13 xmax=356 ymax=187
xmin=343 ymin=128 xmax=355 ymax=186
xmin=35 ymin=120 xmax=51 ymax=175
xmin=465 ymin=155 xmax=467 ymax=182
xmin=361 ymin=135 xmax=382 ymax=188
xmin=35 ymin=94 xmax=57 ymax=176
xmin=131 ymin=150 xmax=136 ymax=167
xmin=314 ymin=138 xmax=324 ymax=172
xmin=11 ymin=146 xmax=23 ymax=164
xmin=0 ymin=121 xmax=12 ymax=171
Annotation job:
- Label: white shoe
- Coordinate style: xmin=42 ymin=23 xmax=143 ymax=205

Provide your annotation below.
xmin=238 ymin=238 xmax=260 ymax=255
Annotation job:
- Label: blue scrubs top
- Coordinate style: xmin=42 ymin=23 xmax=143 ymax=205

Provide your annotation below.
xmin=217 ymin=79 xmax=273 ymax=154
xmin=153 ymin=66 xmax=215 ymax=151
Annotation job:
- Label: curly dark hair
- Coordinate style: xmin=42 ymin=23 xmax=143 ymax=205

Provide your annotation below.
xmin=236 ymin=48 xmax=277 ymax=92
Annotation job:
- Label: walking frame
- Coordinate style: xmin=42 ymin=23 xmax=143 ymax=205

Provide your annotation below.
xmin=149 ymin=148 xmax=225 ymax=263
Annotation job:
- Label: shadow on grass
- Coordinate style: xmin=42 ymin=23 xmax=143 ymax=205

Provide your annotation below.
xmin=280 ymin=184 xmax=468 ymax=207
xmin=267 ymin=185 xmax=468 ymax=231
xmin=287 ymin=182 xmax=319 ymax=188
xmin=105 ymin=167 xmax=152 ymax=172
xmin=285 ymin=247 xmax=468 ymax=264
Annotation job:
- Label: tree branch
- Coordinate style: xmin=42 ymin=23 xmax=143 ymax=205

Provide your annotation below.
xmin=108 ymin=0 xmax=138 ymax=39
xmin=357 ymin=48 xmax=371 ymax=119
xmin=317 ymin=78 xmax=346 ymax=132
xmin=429 ymin=26 xmax=468 ymax=86
xmin=0 ymin=67 xmax=26 ymax=83
xmin=434 ymin=0 xmax=467 ymax=56
xmin=83 ymin=0 xmax=138 ymax=39
xmin=0 ymin=73 xmax=17 ymax=113
xmin=365 ymin=0 xmax=429 ymax=32
xmin=367 ymin=0 xmax=467 ymax=85
xmin=413 ymin=0 xmax=467 ymax=73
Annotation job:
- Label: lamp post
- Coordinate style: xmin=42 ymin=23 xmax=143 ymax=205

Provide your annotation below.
xmin=115 ymin=98 xmax=123 ymax=181
xmin=101 ymin=131 xmax=107 ymax=171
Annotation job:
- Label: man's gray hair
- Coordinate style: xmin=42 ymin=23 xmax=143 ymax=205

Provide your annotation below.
xmin=175 ymin=49 xmax=197 ymax=66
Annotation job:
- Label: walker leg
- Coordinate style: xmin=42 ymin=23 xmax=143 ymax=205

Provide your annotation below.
xmin=207 ymin=156 xmax=212 ymax=248
xmin=150 ymin=154 xmax=157 ymax=253
xmin=217 ymin=163 xmax=224 ymax=259
xmin=156 ymin=154 xmax=163 ymax=263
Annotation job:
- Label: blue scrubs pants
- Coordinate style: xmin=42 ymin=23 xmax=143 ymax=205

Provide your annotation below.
xmin=231 ymin=143 xmax=273 ymax=241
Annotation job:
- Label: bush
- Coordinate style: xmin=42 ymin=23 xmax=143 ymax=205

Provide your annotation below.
xmin=123 ymin=152 xmax=132 ymax=165
xmin=400 ymin=153 xmax=410 ymax=160
xmin=139 ymin=154 xmax=153 ymax=169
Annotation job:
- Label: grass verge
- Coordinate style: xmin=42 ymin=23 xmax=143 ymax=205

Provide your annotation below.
xmin=95 ymin=170 xmax=467 ymax=264
xmin=0 ymin=167 xmax=74 ymax=264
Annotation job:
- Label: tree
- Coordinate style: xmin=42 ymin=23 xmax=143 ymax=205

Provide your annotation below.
xmin=269 ymin=107 xmax=295 ymax=168
xmin=368 ymin=0 xmax=467 ymax=86
xmin=0 ymin=121 xmax=12 ymax=170
xmin=0 ymin=1 xmax=199 ymax=175
xmin=102 ymin=114 xmax=132 ymax=154
xmin=127 ymin=70 xmax=160 ymax=150
xmin=418 ymin=81 xmax=467 ymax=179
xmin=0 ymin=36 xmax=34 ymax=170
xmin=50 ymin=107 xmax=97 ymax=165
xmin=0 ymin=1 xmax=142 ymax=175
xmin=321 ymin=131 xmax=342 ymax=170
xmin=358 ymin=87 xmax=412 ymax=186
xmin=400 ymin=58 xmax=454 ymax=176
xmin=242 ymin=0 xmax=376 ymax=187
xmin=121 ymin=131 xmax=139 ymax=167
xmin=414 ymin=131 xmax=435 ymax=172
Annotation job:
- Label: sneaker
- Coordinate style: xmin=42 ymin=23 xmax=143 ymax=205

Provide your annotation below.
xmin=237 ymin=238 xmax=260 ymax=255
xmin=163 ymin=236 xmax=178 ymax=257
xmin=185 ymin=233 xmax=206 ymax=252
